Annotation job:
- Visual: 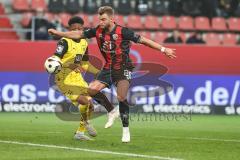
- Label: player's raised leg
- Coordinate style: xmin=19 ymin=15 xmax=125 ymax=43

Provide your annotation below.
xmin=116 ymin=80 xmax=130 ymax=143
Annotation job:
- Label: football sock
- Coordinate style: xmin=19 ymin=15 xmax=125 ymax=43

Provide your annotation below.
xmin=119 ymin=100 xmax=129 ymax=127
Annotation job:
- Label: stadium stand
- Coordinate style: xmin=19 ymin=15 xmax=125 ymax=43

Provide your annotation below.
xmin=0 ymin=0 xmax=239 ymax=45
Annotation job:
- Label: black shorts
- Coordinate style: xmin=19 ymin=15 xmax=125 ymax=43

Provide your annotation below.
xmin=96 ymin=68 xmax=132 ymax=88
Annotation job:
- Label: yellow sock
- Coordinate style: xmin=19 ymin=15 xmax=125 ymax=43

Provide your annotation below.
xmin=76 ymin=120 xmax=86 ymax=133
xmin=76 ymin=104 xmax=88 ymax=133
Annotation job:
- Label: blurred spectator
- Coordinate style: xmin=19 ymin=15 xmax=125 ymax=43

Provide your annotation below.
xmin=234 ymin=0 xmax=240 ymax=17
xmin=186 ymin=32 xmax=205 ymax=44
xmin=48 ymin=0 xmax=65 ymax=13
xmin=135 ymin=0 xmax=149 ymax=15
xmin=217 ymin=0 xmax=239 ymax=17
xmin=202 ymin=0 xmax=218 ymax=18
xmin=101 ymin=0 xmax=114 ymax=8
xmin=164 ymin=30 xmax=183 ymax=43
xmin=150 ymin=0 xmax=169 ymax=16
xmin=169 ymin=0 xmax=183 ymax=16
xmin=182 ymin=0 xmax=203 ymax=17
xmin=26 ymin=9 xmax=54 ymax=40
xmin=65 ymin=0 xmax=81 ymax=14
xmin=83 ymin=0 xmax=98 ymax=14
xmin=117 ymin=0 xmax=132 ymax=15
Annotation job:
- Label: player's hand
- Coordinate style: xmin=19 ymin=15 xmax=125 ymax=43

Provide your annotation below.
xmin=48 ymin=28 xmax=58 ymax=36
xmin=163 ymin=48 xmax=176 ymax=59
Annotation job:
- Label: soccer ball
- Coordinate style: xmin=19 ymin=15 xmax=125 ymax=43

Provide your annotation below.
xmin=44 ymin=56 xmax=62 ymax=74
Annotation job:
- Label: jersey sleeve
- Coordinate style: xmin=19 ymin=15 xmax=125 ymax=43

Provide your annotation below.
xmin=83 ymin=28 xmax=97 ymax=39
xmin=82 ymin=47 xmax=89 ymax=61
xmin=122 ymin=27 xmax=141 ymax=43
xmin=54 ymin=39 xmax=68 ymax=59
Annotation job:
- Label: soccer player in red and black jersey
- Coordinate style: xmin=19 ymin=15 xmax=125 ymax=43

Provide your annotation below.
xmin=48 ymin=6 xmax=176 ymax=143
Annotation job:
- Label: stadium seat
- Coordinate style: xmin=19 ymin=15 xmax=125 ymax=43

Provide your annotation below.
xmin=222 ymin=33 xmax=237 ymax=46
xmin=126 ymin=15 xmax=143 ymax=29
xmin=21 ymin=12 xmax=34 ymax=27
xmin=153 ymin=32 xmax=168 ymax=43
xmin=114 ymin=15 xmax=125 ymax=26
xmin=48 ymin=0 xmax=65 ymax=13
xmin=211 ymin=17 xmax=227 ymax=31
xmin=204 ymin=33 xmax=221 ymax=45
xmin=12 ymin=0 xmax=30 ymax=12
xmin=0 ymin=3 xmax=5 ymax=15
xmin=195 ymin=17 xmax=210 ymax=31
xmin=59 ymin=13 xmax=71 ymax=27
xmin=0 ymin=17 xmax=13 ymax=28
xmin=65 ymin=0 xmax=81 ymax=14
xmin=228 ymin=17 xmax=240 ymax=31
xmin=138 ymin=31 xmax=152 ymax=39
xmin=92 ymin=14 xmax=99 ymax=27
xmin=143 ymin=15 xmax=160 ymax=30
xmin=0 ymin=31 xmax=19 ymax=40
xmin=161 ymin=16 xmax=177 ymax=30
xmin=31 ymin=0 xmax=47 ymax=11
xmin=179 ymin=32 xmax=187 ymax=42
xmin=75 ymin=13 xmax=91 ymax=28
xmin=178 ymin=16 xmax=194 ymax=30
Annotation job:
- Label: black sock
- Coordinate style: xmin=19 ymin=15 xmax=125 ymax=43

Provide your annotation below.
xmin=93 ymin=92 xmax=114 ymax=112
xmin=119 ymin=100 xmax=129 ymax=127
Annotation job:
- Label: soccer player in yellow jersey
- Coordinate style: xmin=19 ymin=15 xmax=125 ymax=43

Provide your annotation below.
xmin=52 ymin=16 xmax=100 ymax=140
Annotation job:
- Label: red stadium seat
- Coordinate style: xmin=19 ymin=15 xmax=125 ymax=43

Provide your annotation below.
xmin=143 ymin=15 xmax=160 ymax=30
xmin=21 ymin=12 xmax=33 ymax=27
xmin=126 ymin=15 xmax=143 ymax=29
xmin=0 ymin=3 xmax=5 ymax=15
xmin=195 ymin=17 xmax=210 ymax=31
xmin=179 ymin=32 xmax=187 ymax=42
xmin=138 ymin=31 xmax=152 ymax=39
xmin=178 ymin=16 xmax=194 ymax=30
xmin=228 ymin=17 xmax=240 ymax=31
xmin=153 ymin=32 xmax=168 ymax=43
xmin=0 ymin=31 xmax=19 ymax=40
xmin=114 ymin=15 xmax=125 ymax=26
xmin=161 ymin=16 xmax=177 ymax=30
xmin=222 ymin=33 xmax=237 ymax=46
xmin=0 ymin=17 xmax=13 ymax=28
xmin=75 ymin=13 xmax=91 ymax=28
xmin=205 ymin=33 xmax=221 ymax=46
xmin=211 ymin=17 xmax=227 ymax=31
xmin=59 ymin=13 xmax=71 ymax=27
xmin=12 ymin=0 xmax=30 ymax=12
xmin=31 ymin=0 xmax=47 ymax=11
xmin=92 ymin=14 xmax=99 ymax=27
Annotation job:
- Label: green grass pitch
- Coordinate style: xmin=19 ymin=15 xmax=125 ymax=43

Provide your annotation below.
xmin=0 ymin=112 xmax=240 ymax=160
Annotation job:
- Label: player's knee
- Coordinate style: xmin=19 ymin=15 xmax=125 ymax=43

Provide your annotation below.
xmin=117 ymin=95 xmax=127 ymax=102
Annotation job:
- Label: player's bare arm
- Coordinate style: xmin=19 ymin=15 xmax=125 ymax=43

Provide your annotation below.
xmin=139 ymin=36 xmax=177 ymax=59
xmin=48 ymin=29 xmax=83 ymax=40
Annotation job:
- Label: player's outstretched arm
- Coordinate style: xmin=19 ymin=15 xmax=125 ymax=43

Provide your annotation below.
xmin=48 ymin=28 xmax=83 ymax=39
xmin=139 ymin=36 xmax=177 ymax=59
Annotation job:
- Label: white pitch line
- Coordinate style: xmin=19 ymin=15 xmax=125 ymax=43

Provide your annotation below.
xmin=0 ymin=140 xmax=183 ymax=160
xmin=156 ymin=136 xmax=240 ymax=143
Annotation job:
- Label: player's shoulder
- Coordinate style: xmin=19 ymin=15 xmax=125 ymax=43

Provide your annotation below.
xmin=60 ymin=37 xmax=70 ymax=45
xmin=80 ymin=39 xmax=88 ymax=46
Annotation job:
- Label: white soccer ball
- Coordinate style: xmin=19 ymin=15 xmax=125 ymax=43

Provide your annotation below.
xmin=44 ymin=56 xmax=62 ymax=74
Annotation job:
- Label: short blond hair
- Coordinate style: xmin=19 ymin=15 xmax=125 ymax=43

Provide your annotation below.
xmin=98 ymin=6 xmax=114 ymax=16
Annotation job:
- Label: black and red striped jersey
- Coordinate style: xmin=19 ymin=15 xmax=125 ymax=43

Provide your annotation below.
xmin=83 ymin=24 xmax=141 ymax=70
